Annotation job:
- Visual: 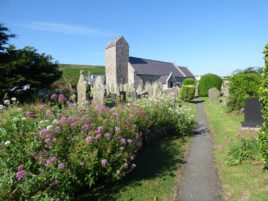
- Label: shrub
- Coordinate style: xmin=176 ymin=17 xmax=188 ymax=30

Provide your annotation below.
xmin=198 ymin=73 xmax=222 ymax=97
xmin=0 ymin=94 xmax=194 ymax=200
xmin=181 ymin=85 xmax=195 ymax=102
xmin=227 ymin=70 xmax=261 ymax=111
xmin=259 ymin=44 xmax=268 ymax=168
xmin=182 ymin=78 xmax=195 ymax=86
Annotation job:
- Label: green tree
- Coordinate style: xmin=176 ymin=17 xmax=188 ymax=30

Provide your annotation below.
xmin=182 ymin=78 xmax=195 ymax=86
xmin=0 ymin=24 xmax=15 ymax=53
xmin=0 ymin=46 xmax=62 ymax=98
xmin=259 ymin=44 xmax=268 ymax=168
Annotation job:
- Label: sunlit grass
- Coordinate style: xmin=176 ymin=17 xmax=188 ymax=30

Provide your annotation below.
xmin=202 ymin=97 xmax=268 ymax=201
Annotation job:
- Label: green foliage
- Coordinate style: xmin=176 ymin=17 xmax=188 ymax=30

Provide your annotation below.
xmin=259 ymin=44 xmax=268 ymax=169
xmin=0 ymin=95 xmax=194 ymax=200
xmin=227 ymin=139 xmax=260 ymax=165
xmin=227 ymin=70 xmax=261 ymax=112
xmin=181 ymin=85 xmax=195 ymax=102
xmin=0 ymin=24 xmax=15 ymax=53
xmin=198 ymin=73 xmax=222 ymax=97
xmin=0 ymin=46 xmax=62 ymax=100
xmin=182 ymin=78 xmax=195 ymax=86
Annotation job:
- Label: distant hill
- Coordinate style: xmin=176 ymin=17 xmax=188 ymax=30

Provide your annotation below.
xmin=59 ymin=64 xmax=105 ymax=86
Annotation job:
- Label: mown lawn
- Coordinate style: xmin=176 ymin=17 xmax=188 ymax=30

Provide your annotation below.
xmin=202 ymin=98 xmax=268 ymax=201
xmin=85 ymin=102 xmax=196 ymax=201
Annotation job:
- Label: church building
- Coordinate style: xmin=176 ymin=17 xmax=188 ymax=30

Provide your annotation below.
xmin=105 ymin=36 xmax=194 ymax=89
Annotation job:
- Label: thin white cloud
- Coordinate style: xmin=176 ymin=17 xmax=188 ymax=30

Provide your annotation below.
xmin=23 ymin=22 xmax=113 ymax=37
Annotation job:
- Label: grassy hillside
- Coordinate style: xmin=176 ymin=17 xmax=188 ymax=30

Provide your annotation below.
xmin=59 ymin=64 xmax=105 ymax=86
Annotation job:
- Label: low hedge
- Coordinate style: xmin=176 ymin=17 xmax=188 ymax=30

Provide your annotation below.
xmin=182 ymin=78 xmax=195 ymax=86
xmin=198 ymin=73 xmax=222 ymax=97
xmin=181 ymin=85 xmax=195 ymax=102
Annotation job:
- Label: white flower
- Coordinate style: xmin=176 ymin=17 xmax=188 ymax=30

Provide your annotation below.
xmin=17 ymin=108 xmax=22 ymax=112
xmin=52 ymin=119 xmax=59 ymax=124
xmin=46 ymin=125 xmax=53 ymax=130
xmin=0 ymin=104 xmax=5 ymax=110
xmin=21 ymin=117 xmax=26 ymax=121
xmin=11 ymin=97 xmax=16 ymax=102
xmin=4 ymin=141 xmax=10 ymax=146
xmin=4 ymin=100 xmax=10 ymax=105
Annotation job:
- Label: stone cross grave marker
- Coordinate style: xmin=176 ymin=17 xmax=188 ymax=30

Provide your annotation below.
xmin=208 ymin=88 xmax=220 ymax=103
xmin=242 ymin=97 xmax=264 ymax=128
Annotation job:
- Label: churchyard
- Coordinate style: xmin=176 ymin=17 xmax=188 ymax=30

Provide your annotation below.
xmin=1 ymin=23 xmax=268 ymax=201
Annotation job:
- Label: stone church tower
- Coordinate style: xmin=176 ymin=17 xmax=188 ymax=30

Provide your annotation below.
xmin=105 ymin=36 xmax=129 ymax=89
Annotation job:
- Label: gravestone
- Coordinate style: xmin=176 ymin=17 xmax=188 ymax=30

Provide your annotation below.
xmin=208 ymin=88 xmax=220 ymax=103
xmin=145 ymin=83 xmax=153 ymax=97
xmin=152 ymin=82 xmax=163 ymax=97
xmin=136 ymin=84 xmax=143 ymax=96
xmin=164 ymin=87 xmax=178 ymax=98
xmin=120 ymin=91 xmax=126 ymax=102
xmin=130 ymin=91 xmax=137 ymax=102
xmin=77 ymin=70 xmax=88 ymax=104
xmin=92 ymin=76 xmax=105 ymax=105
xmin=111 ymin=93 xmax=117 ymax=102
xmin=242 ymin=98 xmax=264 ymax=128
xmin=221 ymin=80 xmax=230 ymax=106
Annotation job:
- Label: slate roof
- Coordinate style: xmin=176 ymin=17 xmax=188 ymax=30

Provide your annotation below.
xmin=157 ymin=75 xmax=169 ymax=83
xmin=178 ymin=66 xmax=194 ymax=77
xmin=129 ymin=57 xmax=185 ymax=77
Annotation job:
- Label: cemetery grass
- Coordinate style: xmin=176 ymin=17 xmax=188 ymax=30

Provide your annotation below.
xmin=86 ymin=102 xmax=196 ymax=201
xmin=202 ymin=97 xmax=268 ymax=201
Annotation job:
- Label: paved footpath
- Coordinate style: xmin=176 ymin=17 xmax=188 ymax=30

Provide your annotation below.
xmin=176 ymin=100 xmax=222 ymax=201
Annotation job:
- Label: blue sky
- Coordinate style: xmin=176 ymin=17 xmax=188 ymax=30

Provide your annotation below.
xmin=1 ymin=0 xmax=268 ymax=76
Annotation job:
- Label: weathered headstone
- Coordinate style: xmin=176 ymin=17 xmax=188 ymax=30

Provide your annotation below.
xmin=164 ymin=87 xmax=178 ymax=98
xmin=136 ymin=84 xmax=143 ymax=96
xmin=152 ymin=82 xmax=163 ymax=97
xmin=221 ymin=80 xmax=230 ymax=106
xmin=242 ymin=98 xmax=264 ymax=128
xmin=92 ymin=76 xmax=105 ymax=105
xmin=111 ymin=93 xmax=117 ymax=102
xmin=145 ymin=83 xmax=153 ymax=97
xmin=208 ymin=88 xmax=220 ymax=103
xmin=77 ymin=70 xmax=88 ymax=104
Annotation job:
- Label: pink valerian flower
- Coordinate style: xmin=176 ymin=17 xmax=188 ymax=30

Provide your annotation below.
xmin=18 ymin=164 xmax=24 ymax=171
xmin=82 ymin=124 xmax=89 ymax=131
xmin=70 ymin=122 xmax=78 ymax=128
xmin=16 ymin=170 xmax=26 ymax=181
xmin=56 ymin=198 xmax=61 ymax=201
xmin=80 ymin=162 xmax=84 ymax=166
xmin=101 ymin=159 xmax=108 ymax=166
xmin=54 ymin=126 xmax=61 ymax=133
xmin=116 ymin=170 xmax=121 ymax=175
xmin=86 ymin=136 xmax=94 ymax=144
xmin=127 ymin=139 xmax=133 ymax=144
xmin=51 ymin=180 xmax=60 ymax=186
xmin=58 ymin=163 xmax=65 ymax=169
xmin=115 ymin=153 xmax=121 ymax=158
xmin=59 ymin=116 xmax=68 ymax=125
xmin=124 ymin=162 xmax=128 ymax=167
xmin=68 ymin=102 xmax=76 ymax=108
xmin=25 ymin=111 xmax=35 ymax=118
xmin=97 ymin=126 xmax=104 ymax=133
xmin=45 ymin=109 xmax=53 ymax=117
xmin=104 ymin=133 xmax=112 ymax=139
xmin=119 ymin=146 xmax=125 ymax=151
xmin=120 ymin=138 xmax=126 ymax=144
xmin=39 ymin=129 xmax=50 ymax=137
xmin=50 ymin=93 xmax=58 ymax=101
xmin=82 ymin=115 xmax=90 ymax=122
xmin=58 ymin=94 xmax=66 ymax=103
xmin=29 ymin=152 xmax=36 ymax=158
xmin=115 ymin=127 xmax=120 ymax=132
xmin=67 ymin=116 xmax=79 ymax=123
xmin=95 ymin=134 xmax=102 ymax=140
xmin=16 ymin=164 xmax=26 ymax=181
xmin=46 ymin=156 xmax=57 ymax=165
xmin=130 ymin=156 xmax=135 ymax=160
